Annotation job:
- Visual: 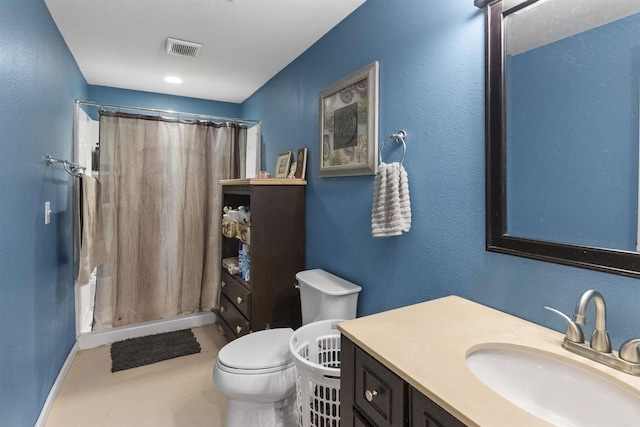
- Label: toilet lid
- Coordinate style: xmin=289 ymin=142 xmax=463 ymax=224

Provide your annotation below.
xmin=218 ymin=328 xmax=294 ymax=371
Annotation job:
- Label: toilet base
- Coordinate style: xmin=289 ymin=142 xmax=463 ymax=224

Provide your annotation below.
xmin=226 ymin=392 xmax=297 ymax=427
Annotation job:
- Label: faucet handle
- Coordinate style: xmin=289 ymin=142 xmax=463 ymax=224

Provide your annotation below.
xmin=619 ymin=339 xmax=640 ymax=363
xmin=544 ymin=306 xmax=585 ymax=343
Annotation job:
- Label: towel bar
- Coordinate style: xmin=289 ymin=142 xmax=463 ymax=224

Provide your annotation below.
xmin=46 ymin=155 xmax=86 ymax=177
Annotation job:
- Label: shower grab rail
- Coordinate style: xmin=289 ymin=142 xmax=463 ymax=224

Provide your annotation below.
xmin=46 ymin=155 xmax=86 ymax=177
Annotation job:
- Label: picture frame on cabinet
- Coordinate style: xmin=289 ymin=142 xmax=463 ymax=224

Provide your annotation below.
xmin=319 ymin=61 xmax=379 ymax=177
xmin=294 ymin=147 xmax=308 ymax=180
xmin=275 ymin=151 xmax=292 ymax=178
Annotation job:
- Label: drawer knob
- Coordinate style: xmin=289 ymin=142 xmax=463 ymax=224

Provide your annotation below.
xmin=365 ymin=389 xmax=378 ymax=402
xmin=220 ymin=305 xmax=226 ymax=313
xmin=236 ymin=325 xmax=243 ymax=334
xmin=236 ymin=296 xmax=243 ymax=304
xmin=221 ymin=281 xmax=226 ymax=288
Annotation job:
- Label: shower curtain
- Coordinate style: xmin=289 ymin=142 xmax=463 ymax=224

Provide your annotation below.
xmin=93 ymin=112 xmax=245 ymax=329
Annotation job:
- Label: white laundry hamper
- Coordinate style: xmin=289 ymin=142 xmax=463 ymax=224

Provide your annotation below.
xmin=289 ymin=319 xmax=344 ymax=427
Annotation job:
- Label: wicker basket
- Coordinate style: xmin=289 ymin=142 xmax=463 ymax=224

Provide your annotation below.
xmin=236 ymin=224 xmax=251 ymax=245
xmin=221 ymin=218 xmax=236 ymax=238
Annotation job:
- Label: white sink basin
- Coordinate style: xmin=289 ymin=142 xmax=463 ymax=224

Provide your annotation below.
xmin=466 ymin=345 xmax=640 ymax=427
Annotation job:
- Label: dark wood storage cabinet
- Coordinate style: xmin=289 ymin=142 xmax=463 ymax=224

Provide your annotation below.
xmin=215 ymin=178 xmax=306 ymax=341
xmin=341 ymin=337 xmax=467 ymax=427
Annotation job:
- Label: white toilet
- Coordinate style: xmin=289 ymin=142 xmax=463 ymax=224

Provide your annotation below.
xmin=213 ymin=269 xmax=362 ymax=427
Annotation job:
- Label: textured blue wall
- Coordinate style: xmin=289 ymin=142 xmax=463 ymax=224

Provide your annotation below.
xmin=87 ymin=85 xmax=242 ymax=119
xmin=6 ymin=1 xmax=640 ymax=424
xmin=242 ymin=0 xmax=640 ymax=349
xmin=507 ymin=14 xmax=640 ymax=250
xmin=0 ymin=5 xmax=243 ymax=425
xmin=0 ymin=0 xmax=87 ymax=425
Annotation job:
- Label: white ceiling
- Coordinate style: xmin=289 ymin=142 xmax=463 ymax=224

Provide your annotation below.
xmin=45 ymin=0 xmax=366 ymax=104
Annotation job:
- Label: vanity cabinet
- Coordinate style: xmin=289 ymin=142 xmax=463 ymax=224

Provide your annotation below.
xmin=215 ymin=178 xmax=306 ymax=341
xmin=341 ymin=337 xmax=466 ymax=427
xmin=410 ymin=387 xmax=466 ymax=427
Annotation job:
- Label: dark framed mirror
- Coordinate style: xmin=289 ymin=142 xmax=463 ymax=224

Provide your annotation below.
xmin=477 ymin=0 xmax=640 ymax=278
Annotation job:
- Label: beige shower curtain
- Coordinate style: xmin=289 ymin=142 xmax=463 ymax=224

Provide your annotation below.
xmin=93 ymin=112 xmax=244 ymax=329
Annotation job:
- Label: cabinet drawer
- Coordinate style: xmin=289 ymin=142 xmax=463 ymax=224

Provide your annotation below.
xmin=353 ymin=409 xmax=374 ymax=427
xmin=221 ymin=271 xmax=251 ymax=319
xmin=354 ymin=347 xmax=405 ymax=427
xmin=410 ymin=387 xmax=466 ymax=427
xmin=219 ymin=294 xmax=251 ymax=338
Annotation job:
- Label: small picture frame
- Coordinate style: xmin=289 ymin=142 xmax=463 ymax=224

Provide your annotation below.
xmin=319 ymin=62 xmax=379 ymax=177
xmin=295 ymin=147 xmax=308 ymax=180
xmin=275 ymin=151 xmax=292 ymax=178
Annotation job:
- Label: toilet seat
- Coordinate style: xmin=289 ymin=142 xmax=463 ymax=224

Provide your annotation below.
xmin=217 ymin=328 xmax=294 ymax=375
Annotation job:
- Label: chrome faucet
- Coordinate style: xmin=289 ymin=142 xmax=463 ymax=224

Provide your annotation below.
xmin=619 ymin=339 xmax=640 ymax=363
xmin=572 ymin=290 xmax=611 ymax=353
xmin=546 ymin=290 xmax=640 ymax=376
xmin=543 ymin=306 xmax=584 ymax=343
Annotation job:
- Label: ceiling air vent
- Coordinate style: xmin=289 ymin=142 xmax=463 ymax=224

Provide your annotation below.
xmin=165 ymin=38 xmax=203 ymax=58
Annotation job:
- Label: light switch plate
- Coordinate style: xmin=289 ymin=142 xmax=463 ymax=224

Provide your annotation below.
xmin=45 ymin=201 xmax=51 ymax=225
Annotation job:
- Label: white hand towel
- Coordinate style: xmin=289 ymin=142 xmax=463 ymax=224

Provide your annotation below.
xmin=371 ymin=162 xmax=411 ymax=237
xmin=77 ymin=175 xmax=108 ymax=285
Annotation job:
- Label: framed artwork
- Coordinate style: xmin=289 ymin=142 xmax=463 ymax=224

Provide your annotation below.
xmin=275 ymin=151 xmax=292 ymax=178
xmin=319 ymin=61 xmax=379 ymax=177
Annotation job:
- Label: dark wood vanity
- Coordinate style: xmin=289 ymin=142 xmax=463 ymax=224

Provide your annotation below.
xmin=341 ymin=337 xmax=466 ymax=427
xmin=215 ymin=178 xmax=306 ymax=340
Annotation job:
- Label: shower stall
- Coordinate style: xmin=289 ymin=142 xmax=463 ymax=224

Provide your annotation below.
xmin=73 ymin=100 xmax=261 ymax=348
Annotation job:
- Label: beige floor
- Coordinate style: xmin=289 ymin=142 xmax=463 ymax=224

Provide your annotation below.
xmin=45 ymin=325 xmax=229 ymax=427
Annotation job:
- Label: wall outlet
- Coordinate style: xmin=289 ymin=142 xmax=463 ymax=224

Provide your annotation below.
xmin=45 ymin=201 xmax=51 ymax=225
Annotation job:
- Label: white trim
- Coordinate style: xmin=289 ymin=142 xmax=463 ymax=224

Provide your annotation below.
xmin=35 ymin=311 xmax=216 ymax=425
xmin=78 ymin=311 xmax=216 ymax=350
xmin=35 ymin=341 xmax=79 ymax=427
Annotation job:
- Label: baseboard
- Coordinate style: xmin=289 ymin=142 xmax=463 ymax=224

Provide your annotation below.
xmin=78 ymin=311 xmax=216 ymax=350
xmin=35 ymin=311 xmax=216 ymax=425
xmin=35 ymin=341 xmax=79 ymax=427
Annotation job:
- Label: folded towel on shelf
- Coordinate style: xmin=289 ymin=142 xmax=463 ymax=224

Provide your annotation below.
xmin=77 ymin=174 xmax=107 ymax=286
xmin=371 ymin=162 xmax=411 ymax=237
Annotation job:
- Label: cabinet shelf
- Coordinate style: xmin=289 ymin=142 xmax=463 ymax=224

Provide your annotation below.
xmin=215 ymin=180 xmax=305 ymax=341
xmin=219 ymin=178 xmax=307 ymax=186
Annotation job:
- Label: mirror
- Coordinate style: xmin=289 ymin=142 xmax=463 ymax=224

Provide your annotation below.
xmin=478 ymin=0 xmax=640 ymax=277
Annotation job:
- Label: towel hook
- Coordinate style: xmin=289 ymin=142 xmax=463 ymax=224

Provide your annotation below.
xmin=379 ymin=130 xmax=407 ymax=165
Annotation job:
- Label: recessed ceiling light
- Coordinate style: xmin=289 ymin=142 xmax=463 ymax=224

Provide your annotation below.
xmin=164 ymin=76 xmax=182 ymax=84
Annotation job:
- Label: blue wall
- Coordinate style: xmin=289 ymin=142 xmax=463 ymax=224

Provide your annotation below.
xmin=87 ymin=85 xmax=242 ymax=119
xmin=0 ymin=4 xmax=243 ymax=425
xmin=507 ymin=13 xmax=640 ymax=250
xmin=242 ymin=0 xmax=640 ymax=349
xmin=6 ymin=0 xmax=640 ymax=424
xmin=0 ymin=0 xmax=87 ymax=425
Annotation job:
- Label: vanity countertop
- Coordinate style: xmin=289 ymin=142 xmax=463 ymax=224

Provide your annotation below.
xmin=337 ymin=295 xmax=640 ymax=427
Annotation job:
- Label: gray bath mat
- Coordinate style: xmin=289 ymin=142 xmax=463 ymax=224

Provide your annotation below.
xmin=111 ymin=329 xmax=201 ymax=372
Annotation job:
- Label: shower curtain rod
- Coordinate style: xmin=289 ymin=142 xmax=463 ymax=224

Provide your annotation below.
xmin=75 ymin=99 xmax=261 ymax=126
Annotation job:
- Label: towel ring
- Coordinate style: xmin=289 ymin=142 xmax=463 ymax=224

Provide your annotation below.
xmin=379 ymin=131 xmax=407 ymax=165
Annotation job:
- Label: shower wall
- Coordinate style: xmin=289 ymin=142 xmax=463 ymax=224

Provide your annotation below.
xmin=74 ymin=104 xmax=99 ymax=335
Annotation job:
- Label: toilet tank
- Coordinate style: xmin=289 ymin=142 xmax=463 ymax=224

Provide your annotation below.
xmin=296 ymin=269 xmax=362 ymax=325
